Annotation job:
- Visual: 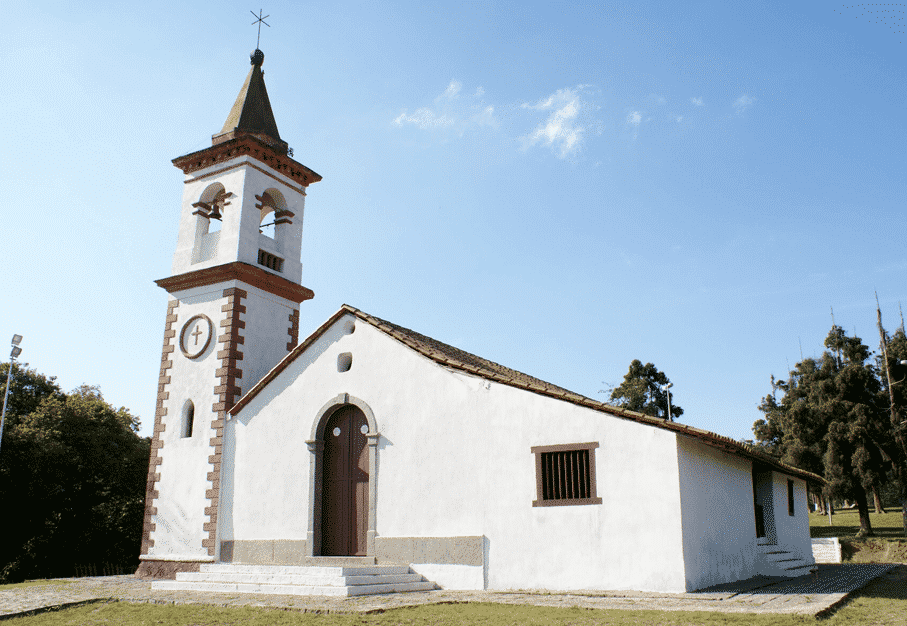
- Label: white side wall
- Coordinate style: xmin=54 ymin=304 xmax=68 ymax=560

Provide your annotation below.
xmin=768 ymin=472 xmax=812 ymax=560
xmin=676 ymin=436 xmax=758 ymax=591
xmin=226 ymin=314 xmax=689 ymax=592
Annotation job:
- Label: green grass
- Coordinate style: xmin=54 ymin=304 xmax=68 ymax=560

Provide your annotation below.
xmin=0 ymin=601 xmax=820 ymax=626
xmin=810 ymin=509 xmax=906 ymax=539
xmin=810 ymin=509 xmax=907 ymax=563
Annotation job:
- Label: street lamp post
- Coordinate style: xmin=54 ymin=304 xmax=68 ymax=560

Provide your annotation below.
xmin=0 ymin=334 xmax=23 ymax=458
xmin=662 ymin=382 xmax=673 ymax=422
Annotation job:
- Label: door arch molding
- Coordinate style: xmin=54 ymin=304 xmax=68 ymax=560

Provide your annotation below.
xmin=305 ymin=394 xmax=379 ymax=556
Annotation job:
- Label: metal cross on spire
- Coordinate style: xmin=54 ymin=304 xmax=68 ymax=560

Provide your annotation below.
xmin=250 ymin=9 xmax=270 ymax=49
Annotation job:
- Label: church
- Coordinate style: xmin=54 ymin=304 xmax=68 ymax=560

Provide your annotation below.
xmin=136 ymin=49 xmax=819 ymax=595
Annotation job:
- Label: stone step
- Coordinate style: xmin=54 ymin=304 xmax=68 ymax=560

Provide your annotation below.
xmin=153 ymin=562 xmax=438 ymax=597
xmin=758 ymin=558 xmax=816 ymax=576
xmin=176 ymin=571 xmax=424 ymax=586
xmin=151 ymin=579 xmax=437 ymax=596
xmin=199 ymin=564 xmax=411 ymax=576
xmin=784 ymin=562 xmax=818 ymax=575
xmin=755 ymin=542 xmax=816 ymax=578
xmin=296 ymin=556 xmax=378 ymax=566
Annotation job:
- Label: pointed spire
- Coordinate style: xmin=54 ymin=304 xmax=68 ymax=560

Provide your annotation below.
xmin=212 ymin=49 xmax=289 ymax=154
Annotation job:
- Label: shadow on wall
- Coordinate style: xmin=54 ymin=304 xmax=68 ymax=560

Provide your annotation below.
xmin=484 ymin=536 xmax=490 ymax=590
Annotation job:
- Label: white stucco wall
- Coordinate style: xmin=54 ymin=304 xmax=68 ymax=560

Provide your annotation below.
xmin=236 ymin=284 xmax=297 ymax=393
xmin=226 ymin=313 xmax=690 ymax=592
xmin=171 ymin=155 xmax=306 ymax=284
xmin=676 ymin=436 xmax=758 ymax=591
xmin=147 ymin=277 xmax=296 ymax=561
xmin=768 ymin=472 xmax=812 ymax=560
xmin=147 ymin=287 xmax=228 ymax=561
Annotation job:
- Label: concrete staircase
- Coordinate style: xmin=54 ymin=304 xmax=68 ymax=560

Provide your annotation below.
xmin=756 ymin=539 xmax=817 ymax=577
xmin=152 ymin=562 xmax=437 ymax=596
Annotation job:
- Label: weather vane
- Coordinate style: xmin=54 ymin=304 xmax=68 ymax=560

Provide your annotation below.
xmin=250 ymin=9 xmax=270 ymax=49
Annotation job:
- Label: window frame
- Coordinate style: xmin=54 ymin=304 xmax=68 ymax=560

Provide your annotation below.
xmin=182 ymin=400 xmax=195 ymax=439
xmin=787 ymin=479 xmax=795 ymax=516
xmin=531 ymin=442 xmax=602 ymax=507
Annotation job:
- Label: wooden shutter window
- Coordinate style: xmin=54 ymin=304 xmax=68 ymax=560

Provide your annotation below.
xmin=531 ymin=442 xmax=602 ymax=507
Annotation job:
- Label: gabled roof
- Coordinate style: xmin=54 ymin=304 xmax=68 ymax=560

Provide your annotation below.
xmin=231 ymin=304 xmax=823 ymax=485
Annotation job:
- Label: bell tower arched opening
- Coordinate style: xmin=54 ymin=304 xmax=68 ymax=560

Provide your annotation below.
xmin=191 ymin=183 xmax=234 ymax=263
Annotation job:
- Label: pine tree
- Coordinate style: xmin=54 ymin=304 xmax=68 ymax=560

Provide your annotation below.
xmin=608 ymin=360 xmax=683 ymax=421
xmin=754 ymin=326 xmax=890 ymax=537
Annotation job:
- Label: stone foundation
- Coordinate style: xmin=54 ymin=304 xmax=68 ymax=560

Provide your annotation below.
xmin=135 ymin=560 xmax=202 ymax=579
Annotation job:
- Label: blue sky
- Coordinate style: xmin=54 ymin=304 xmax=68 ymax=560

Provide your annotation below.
xmin=2 ymin=1 xmax=904 ymax=441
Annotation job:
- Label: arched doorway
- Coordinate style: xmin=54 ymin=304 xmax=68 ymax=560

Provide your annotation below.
xmin=321 ymin=405 xmax=369 ymax=556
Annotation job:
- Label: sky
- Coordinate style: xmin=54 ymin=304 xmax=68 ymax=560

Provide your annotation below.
xmin=1 ymin=0 xmax=905 ymax=442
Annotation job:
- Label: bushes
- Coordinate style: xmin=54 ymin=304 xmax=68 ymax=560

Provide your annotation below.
xmin=0 ymin=364 xmax=150 ymax=583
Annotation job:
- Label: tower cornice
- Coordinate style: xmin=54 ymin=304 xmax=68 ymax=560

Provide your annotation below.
xmin=172 ymin=135 xmax=322 ymax=188
xmin=156 ymin=261 xmax=314 ymax=303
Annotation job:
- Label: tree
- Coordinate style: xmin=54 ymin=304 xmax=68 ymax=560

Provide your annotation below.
xmin=874 ymin=311 xmax=907 ymax=536
xmin=0 ymin=362 xmax=63 ymax=422
xmin=608 ymin=360 xmax=683 ymax=421
xmin=754 ymin=326 xmax=891 ymax=537
xmin=0 ymin=365 xmax=150 ymax=583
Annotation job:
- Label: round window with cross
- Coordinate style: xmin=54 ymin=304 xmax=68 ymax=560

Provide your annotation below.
xmin=179 ymin=314 xmax=214 ymax=359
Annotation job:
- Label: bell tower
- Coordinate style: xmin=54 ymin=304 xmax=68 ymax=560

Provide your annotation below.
xmin=137 ymin=49 xmax=321 ymax=578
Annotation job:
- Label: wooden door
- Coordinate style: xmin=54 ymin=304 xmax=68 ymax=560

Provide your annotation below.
xmin=321 ymin=406 xmax=369 ymax=556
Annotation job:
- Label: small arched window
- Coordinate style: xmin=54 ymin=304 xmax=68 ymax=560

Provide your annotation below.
xmin=182 ymin=400 xmax=195 ymax=438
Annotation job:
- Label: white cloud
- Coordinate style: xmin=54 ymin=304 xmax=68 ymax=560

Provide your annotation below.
xmin=691 ymin=97 xmax=704 ymax=106
xmin=521 ymin=87 xmax=599 ymax=158
xmin=474 ymin=105 xmax=495 ymax=127
xmin=625 ymin=110 xmax=643 ymax=140
xmin=393 ymin=80 xmax=497 ymax=133
xmin=733 ymin=94 xmax=756 ymax=114
xmin=674 ymin=115 xmax=683 ymax=123
xmin=437 ymin=80 xmax=462 ymax=102
xmin=393 ymin=108 xmax=455 ymax=129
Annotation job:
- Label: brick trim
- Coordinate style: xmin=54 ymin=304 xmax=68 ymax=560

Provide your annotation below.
xmin=202 ymin=288 xmax=247 ymax=556
xmin=140 ymin=300 xmax=179 ymax=556
xmin=155 ymin=261 xmax=314 ymax=304
xmin=172 ymin=135 xmax=322 ymax=187
xmin=287 ymin=308 xmax=299 ymax=351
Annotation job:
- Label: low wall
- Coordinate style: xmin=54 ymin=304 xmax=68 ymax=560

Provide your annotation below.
xmin=812 ymin=538 xmax=842 ymax=563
